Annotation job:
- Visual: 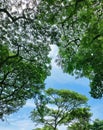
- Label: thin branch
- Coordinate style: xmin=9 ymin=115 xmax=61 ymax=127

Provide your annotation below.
xmin=0 ymin=8 xmax=33 ymax=22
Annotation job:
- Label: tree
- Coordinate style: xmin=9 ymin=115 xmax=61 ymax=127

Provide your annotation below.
xmin=37 ymin=0 xmax=103 ymax=98
xmin=90 ymin=119 xmax=103 ymax=130
xmin=0 ymin=44 xmax=51 ymax=119
xmin=57 ymin=0 xmax=103 ymax=98
xmin=33 ymin=125 xmax=55 ymax=130
xmin=0 ymin=0 xmax=61 ymax=119
xmin=68 ymin=118 xmax=103 ymax=130
xmin=30 ymin=88 xmax=89 ymax=130
xmin=67 ymin=108 xmax=92 ymax=130
xmin=0 ymin=0 xmax=102 ymax=119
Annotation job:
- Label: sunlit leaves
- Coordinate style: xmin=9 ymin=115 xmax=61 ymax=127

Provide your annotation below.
xmin=31 ymin=88 xmax=89 ymax=130
xmin=0 ymin=0 xmax=52 ymax=119
xmin=46 ymin=0 xmax=103 ymax=98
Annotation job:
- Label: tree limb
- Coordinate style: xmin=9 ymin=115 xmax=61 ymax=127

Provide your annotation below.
xmin=0 ymin=8 xmax=32 ymax=22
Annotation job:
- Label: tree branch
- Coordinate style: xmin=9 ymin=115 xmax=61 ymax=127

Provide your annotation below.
xmin=0 ymin=8 xmax=33 ymax=22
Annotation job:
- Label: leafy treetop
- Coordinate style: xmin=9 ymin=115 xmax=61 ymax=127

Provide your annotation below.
xmin=31 ymin=88 xmax=89 ymax=130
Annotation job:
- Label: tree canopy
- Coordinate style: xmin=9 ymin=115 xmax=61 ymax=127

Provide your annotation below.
xmin=90 ymin=119 xmax=103 ymax=130
xmin=36 ymin=0 xmax=103 ymax=98
xmin=0 ymin=0 xmax=103 ymax=120
xmin=0 ymin=0 xmax=56 ymax=119
xmin=68 ymin=107 xmax=92 ymax=130
xmin=30 ymin=88 xmax=90 ymax=130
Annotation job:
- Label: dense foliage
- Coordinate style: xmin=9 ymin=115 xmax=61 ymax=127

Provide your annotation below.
xmin=68 ymin=119 xmax=103 ymax=130
xmin=0 ymin=0 xmax=59 ymax=119
xmin=31 ymin=88 xmax=89 ymax=130
xmin=91 ymin=119 xmax=103 ymax=130
xmin=0 ymin=0 xmax=103 ymax=120
xmin=68 ymin=108 xmax=92 ymax=130
xmin=37 ymin=0 xmax=103 ymax=98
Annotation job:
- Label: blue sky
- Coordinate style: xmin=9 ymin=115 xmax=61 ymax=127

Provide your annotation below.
xmin=0 ymin=45 xmax=103 ymax=130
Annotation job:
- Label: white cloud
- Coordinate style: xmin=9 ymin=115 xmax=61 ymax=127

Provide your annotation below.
xmin=11 ymin=119 xmax=35 ymax=130
xmin=0 ymin=127 xmax=13 ymax=130
xmin=24 ymin=99 xmax=35 ymax=108
xmin=0 ymin=118 xmax=35 ymax=130
xmin=49 ymin=45 xmax=58 ymax=59
xmin=47 ymin=45 xmax=89 ymax=88
xmin=49 ymin=45 xmax=59 ymax=69
xmin=58 ymin=125 xmax=67 ymax=130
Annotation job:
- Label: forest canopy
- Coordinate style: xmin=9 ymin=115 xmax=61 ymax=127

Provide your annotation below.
xmin=37 ymin=0 xmax=103 ymax=98
xmin=0 ymin=0 xmax=103 ymax=119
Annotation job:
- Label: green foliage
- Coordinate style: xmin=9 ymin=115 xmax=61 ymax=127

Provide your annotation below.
xmin=0 ymin=0 xmax=103 ymax=121
xmin=33 ymin=125 xmax=55 ymax=130
xmin=39 ymin=0 xmax=103 ymax=98
xmin=59 ymin=1 xmax=103 ymax=98
xmin=91 ymin=119 xmax=103 ymax=130
xmin=0 ymin=0 xmax=56 ymax=119
xmin=68 ymin=121 xmax=91 ymax=130
xmin=68 ymin=108 xmax=92 ymax=130
xmin=31 ymin=88 xmax=89 ymax=130
xmin=68 ymin=117 xmax=103 ymax=130
xmin=0 ymin=43 xmax=50 ymax=119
